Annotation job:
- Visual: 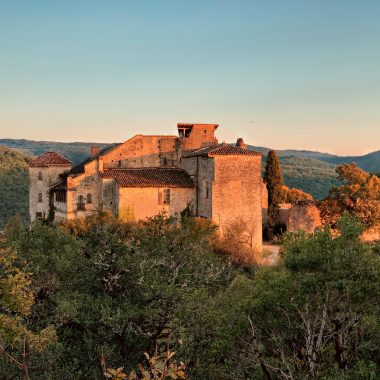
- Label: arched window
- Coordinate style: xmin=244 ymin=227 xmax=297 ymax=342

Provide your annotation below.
xmin=38 ymin=172 xmax=43 ymax=180
xmin=38 ymin=192 xmax=43 ymax=202
xmin=87 ymin=194 xmax=92 ymax=204
xmin=77 ymin=195 xmax=85 ymax=210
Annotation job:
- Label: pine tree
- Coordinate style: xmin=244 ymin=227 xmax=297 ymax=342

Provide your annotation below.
xmin=264 ymin=150 xmax=283 ymax=227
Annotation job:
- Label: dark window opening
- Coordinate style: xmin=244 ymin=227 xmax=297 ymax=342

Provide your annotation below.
xmin=205 ymin=181 xmax=211 ymax=199
xmin=38 ymin=172 xmax=43 ymax=180
xmin=77 ymin=195 xmax=85 ymax=211
xmin=36 ymin=212 xmax=43 ymax=219
xmin=87 ymin=194 xmax=92 ymax=204
xmin=56 ymin=191 xmax=67 ymax=203
xmin=38 ymin=192 xmax=43 ymax=202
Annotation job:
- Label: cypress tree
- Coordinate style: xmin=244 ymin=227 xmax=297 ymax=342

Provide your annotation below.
xmin=264 ymin=150 xmax=283 ymax=227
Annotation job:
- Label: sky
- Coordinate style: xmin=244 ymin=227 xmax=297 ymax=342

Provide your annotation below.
xmin=0 ymin=0 xmax=379 ymax=156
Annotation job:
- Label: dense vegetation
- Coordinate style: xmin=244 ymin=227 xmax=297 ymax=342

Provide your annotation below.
xmin=0 ymin=146 xmax=30 ymax=229
xmin=278 ymin=156 xmax=340 ymax=199
xmin=1 ymin=213 xmax=379 ymax=379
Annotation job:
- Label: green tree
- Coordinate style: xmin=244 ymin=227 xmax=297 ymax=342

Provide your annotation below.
xmin=244 ymin=214 xmax=380 ymax=379
xmin=264 ymin=150 xmax=284 ymax=227
xmin=320 ymin=163 xmax=380 ymax=228
xmin=0 ymin=235 xmax=56 ymax=379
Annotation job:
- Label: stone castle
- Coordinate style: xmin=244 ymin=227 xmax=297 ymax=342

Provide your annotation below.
xmin=29 ymin=123 xmax=264 ymax=251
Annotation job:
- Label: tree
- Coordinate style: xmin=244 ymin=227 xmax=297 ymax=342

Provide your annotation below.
xmin=282 ymin=185 xmax=313 ymax=203
xmin=264 ymin=150 xmax=284 ymax=227
xmin=0 ymin=235 xmax=56 ymax=379
xmin=319 ymin=163 xmax=380 ymax=228
xmin=244 ymin=214 xmax=380 ymax=379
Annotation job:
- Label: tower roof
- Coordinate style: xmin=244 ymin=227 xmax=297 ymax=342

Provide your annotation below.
xmin=182 ymin=144 xmax=262 ymax=158
xmin=28 ymin=152 xmax=73 ymax=167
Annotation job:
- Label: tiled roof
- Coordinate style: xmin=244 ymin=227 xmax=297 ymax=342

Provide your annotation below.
xmin=182 ymin=144 xmax=262 ymax=158
xmin=177 ymin=123 xmax=218 ymax=129
xmin=100 ymin=168 xmax=194 ymax=188
xmin=69 ymin=143 xmax=121 ymax=175
xmin=28 ymin=152 xmax=73 ymax=167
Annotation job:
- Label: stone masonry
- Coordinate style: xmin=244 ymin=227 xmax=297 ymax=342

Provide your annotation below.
xmin=29 ymin=123 xmax=265 ymax=253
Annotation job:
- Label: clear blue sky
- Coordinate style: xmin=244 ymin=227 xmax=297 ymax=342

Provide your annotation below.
xmin=1 ymin=0 xmax=379 ymax=155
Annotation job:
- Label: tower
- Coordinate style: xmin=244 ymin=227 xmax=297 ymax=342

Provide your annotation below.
xmin=28 ymin=152 xmax=72 ymax=222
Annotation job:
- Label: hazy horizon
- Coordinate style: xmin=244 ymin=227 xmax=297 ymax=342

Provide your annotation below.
xmin=1 ymin=1 xmax=380 ymax=156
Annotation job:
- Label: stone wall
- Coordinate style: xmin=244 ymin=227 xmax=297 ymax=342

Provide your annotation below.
xmin=118 ymin=187 xmax=194 ymax=222
xmin=196 ymin=157 xmax=214 ymax=219
xmin=66 ymin=171 xmax=102 ymax=220
xmin=179 ymin=124 xmax=218 ymax=152
xmin=101 ymin=135 xmax=179 ymax=169
xmin=211 ymin=155 xmax=263 ymax=253
xmin=29 ymin=165 xmax=71 ymax=222
xmin=287 ymin=201 xmax=322 ymax=233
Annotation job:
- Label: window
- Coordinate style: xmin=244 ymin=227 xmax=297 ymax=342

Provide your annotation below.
xmin=55 ymin=191 xmax=66 ymax=203
xmin=158 ymin=189 xmax=170 ymax=205
xmin=38 ymin=172 xmax=43 ymax=180
xmin=35 ymin=212 xmax=43 ymax=219
xmin=205 ymin=181 xmax=211 ymax=199
xmin=87 ymin=194 xmax=92 ymax=204
xmin=77 ymin=195 xmax=85 ymax=211
xmin=38 ymin=192 xmax=43 ymax=202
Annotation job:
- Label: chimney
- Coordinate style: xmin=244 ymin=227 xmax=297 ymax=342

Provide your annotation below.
xmin=236 ymin=138 xmax=247 ymax=150
xmin=91 ymin=145 xmax=100 ymax=157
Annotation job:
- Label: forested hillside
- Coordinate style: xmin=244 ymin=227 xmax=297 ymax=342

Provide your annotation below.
xmin=0 ymin=139 xmax=109 ymax=164
xmin=0 ymin=146 xmax=31 ymax=229
xmin=279 ymin=156 xmax=339 ymax=199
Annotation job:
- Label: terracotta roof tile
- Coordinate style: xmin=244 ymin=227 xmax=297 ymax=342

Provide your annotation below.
xmin=100 ymin=168 xmax=194 ymax=188
xmin=182 ymin=144 xmax=262 ymax=158
xmin=28 ymin=152 xmax=73 ymax=167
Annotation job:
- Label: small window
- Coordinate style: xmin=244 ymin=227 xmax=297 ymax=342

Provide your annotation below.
xmin=38 ymin=172 xmax=43 ymax=180
xmin=77 ymin=195 xmax=85 ymax=211
xmin=35 ymin=212 xmax=43 ymax=219
xmin=163 ymin=157 xmax=167 ymax=166
xmin=205 ymin=181 xmax=211 ymax=199
xmin=158 ymin=189 xmax=170 ymax=205
xmin=38 ymin=192 xmax=43 ymax=202
xmin=87 ymin=194 xmax=92 ymax=204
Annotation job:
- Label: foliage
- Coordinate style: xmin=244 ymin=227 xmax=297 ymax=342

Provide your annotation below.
xmin=0 ymin=235 xmax=56 ymax=379
xmin=264 ymin=150 xmax=284 ymax=227
xmin=1 ymin=212 xmax=380 ymax=379
xmin=319 ymin=163 xmax=380 ymax=228
xmin=245 ymin=214 xmax=380 ymax=379
xmin=104 ymin=351 xmax=187 ymax=380
xmin=278 ymin=156 xmax=340 ymax=200
xmin=0 ymin=146 xmax=30 ymax=229
xmin=282 ymin=185 xmax=313 ymax=203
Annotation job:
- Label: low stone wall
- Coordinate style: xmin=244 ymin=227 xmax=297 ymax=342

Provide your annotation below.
xmin=287 ymin=200 xmax=322 ymax=233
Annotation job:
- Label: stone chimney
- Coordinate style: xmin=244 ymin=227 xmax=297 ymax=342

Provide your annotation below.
xmin=236 ymin=138 xmax=247 ymax=150
xmin=91 ymin=145 xmax=100 ymax=157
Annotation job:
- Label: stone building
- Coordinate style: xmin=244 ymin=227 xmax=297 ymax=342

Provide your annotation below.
xmin=29 ymin=123 xmax=264 ymax=252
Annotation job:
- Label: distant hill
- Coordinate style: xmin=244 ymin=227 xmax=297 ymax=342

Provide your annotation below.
xmin=0 ymin=146 xmax=31 ymax=229
xmin=0 ymin=139 xmax=110 ymax=165
xmin=250 ymin=145 xmax=380 ymax=174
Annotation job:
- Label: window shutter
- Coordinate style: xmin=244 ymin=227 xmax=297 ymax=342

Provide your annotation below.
xmin=158 ymin=189 xmax=163 ymax=205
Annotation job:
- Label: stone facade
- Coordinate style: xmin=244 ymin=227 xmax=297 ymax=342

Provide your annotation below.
xmin=29 ymin=123 xmax=264 ymax=253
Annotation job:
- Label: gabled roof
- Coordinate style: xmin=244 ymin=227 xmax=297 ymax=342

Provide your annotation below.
xmin=100 ymin=168 xmax=194 ymax=188
xmin=28 ymin=152 xmax=73 ymax=167
xmin=69 ymin=143 xmax=121 ymax=175
xmin=182 ymin=144 xmax=262 ymax=158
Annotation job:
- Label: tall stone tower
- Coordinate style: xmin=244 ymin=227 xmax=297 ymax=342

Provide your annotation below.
xmin=28 ymin=152 xmax=72 ymax=222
